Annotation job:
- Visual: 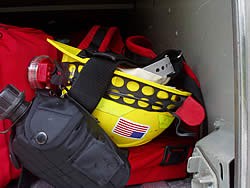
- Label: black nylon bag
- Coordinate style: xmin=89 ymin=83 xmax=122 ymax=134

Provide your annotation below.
xmin=11 ymin=91 xmax=130 ymax=188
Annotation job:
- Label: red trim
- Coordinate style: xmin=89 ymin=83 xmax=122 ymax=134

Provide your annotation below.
xmin=109 ymin=31 xmax=124 ymax=54
xmin=98 ymin=27 xmax=124 ymax=54
xmin=126 ymin=36 xmax=157 ymax=59
xmin=77 ymin=25 xmax=101 ymax=49
xmin=183 ymin=62 xmax=200 ymax=88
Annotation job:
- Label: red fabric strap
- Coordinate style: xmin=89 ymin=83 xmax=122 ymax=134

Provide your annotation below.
xmin=78 ymin=25 xmax=124 ymax=54
xmin=126 ymin=36 xmax=157 ymax=59
xmin=98 ymin=26 xmax=124 ymax=54
xmin=183 ymin=62 xmax=200 ymax=88
xmin=77 ymin=25 xmax=101 ymax=50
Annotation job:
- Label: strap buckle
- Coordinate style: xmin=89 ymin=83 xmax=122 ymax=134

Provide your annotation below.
xmin=160 ymin=145 xmax=189 ymax=166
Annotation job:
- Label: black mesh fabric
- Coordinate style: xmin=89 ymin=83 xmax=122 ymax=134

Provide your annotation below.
xmin=105 ymin=74 xmax=186 ymax=112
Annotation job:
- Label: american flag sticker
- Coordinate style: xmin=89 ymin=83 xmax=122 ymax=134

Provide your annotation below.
xmin=112 ymin=117 xmax=150 ymax=139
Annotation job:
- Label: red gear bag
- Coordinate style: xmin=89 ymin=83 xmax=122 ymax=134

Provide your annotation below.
xmin=0 ymin=23 xmax=57 ymax=187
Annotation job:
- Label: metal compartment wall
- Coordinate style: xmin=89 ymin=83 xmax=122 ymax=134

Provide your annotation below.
xmin=132 ymin=0 xmax=234 ymax=132
xmin=131 ymin=0 xmax=249 ymax=187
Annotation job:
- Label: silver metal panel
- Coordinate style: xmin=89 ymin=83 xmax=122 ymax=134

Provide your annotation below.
xmin=134 ymin=0 xmax=234 ymax=131
xmin=187 ymin=147 xmax=218 ymax=188
xmin=194 ymin=125 xmax=234 ymax=188
xmin=248 ymin=0 xmax=250 ymax=186
xmin=247 ymin=1 xmax=250 ymax=186
xmin=232 ymin=0 xmax=249 ymax=187
xmin=134 ymin=0 xmax=250 ymax=186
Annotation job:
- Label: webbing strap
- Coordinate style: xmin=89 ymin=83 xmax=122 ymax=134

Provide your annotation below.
xmin=163 ymin=50 xmax=208 ymax=135
xmin=87 ymin=27 xmax=109 ymax=52
xmin=68 ymin=52 xmax=121 ymax=113
xmin=124 ymin=47 xmax=152 ymax=67
xmin=78 ymin=25 xmax=125 ymax=54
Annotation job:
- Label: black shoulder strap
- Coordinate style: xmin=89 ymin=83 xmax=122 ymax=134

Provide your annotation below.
xmin=68 ymin=51 xmax=125 ymax=113
xmin=123 ymin=47 xmax=151 ymax=67
xmin=87 ymin=27 xmax=110 ymax=52
xmin=166 ymin=50 xmax=208 ymax=136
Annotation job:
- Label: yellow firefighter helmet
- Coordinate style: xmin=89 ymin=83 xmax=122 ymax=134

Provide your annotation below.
xmin=47 ymin=39 xmax=191 ymax=147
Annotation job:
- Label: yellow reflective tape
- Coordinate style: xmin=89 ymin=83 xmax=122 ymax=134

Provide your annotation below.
xmin=158 ymin=113 xmax=175 ymax=128
xmin=96 ymin=98 xmax=134 ymax=117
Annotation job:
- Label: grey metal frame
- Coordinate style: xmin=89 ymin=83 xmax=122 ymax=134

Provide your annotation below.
xmin=232 ymin=0 xmax=249 ymax=187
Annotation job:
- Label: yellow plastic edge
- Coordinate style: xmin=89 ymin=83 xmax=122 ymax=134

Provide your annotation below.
xmin=47 ymin=38 xmax=89 ymax=63
xmin=47 ymin=38 xmax=192 ymax=96
xmin=115 ymin=71 xmax=191 ymax=96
